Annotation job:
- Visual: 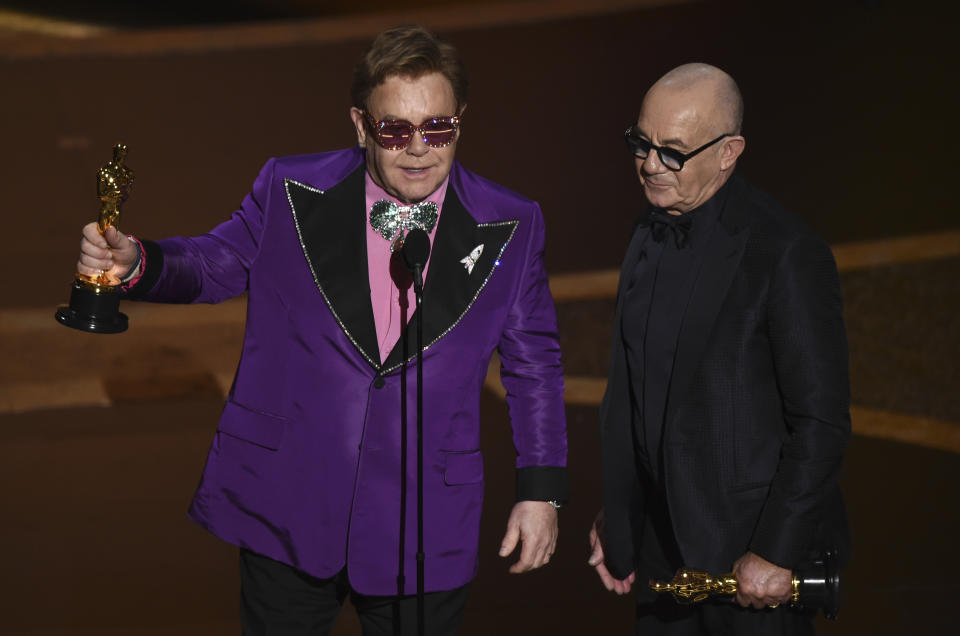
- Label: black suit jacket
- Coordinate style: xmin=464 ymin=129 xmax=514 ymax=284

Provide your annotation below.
xmin=599 ymin=174 xmax=851 ymax=590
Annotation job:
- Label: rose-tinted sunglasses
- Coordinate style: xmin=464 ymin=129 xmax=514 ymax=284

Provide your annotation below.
xmin=364 ymin=111 xmax=460 ymax=150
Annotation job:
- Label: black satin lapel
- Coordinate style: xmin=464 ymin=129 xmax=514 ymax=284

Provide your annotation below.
xmin=286 ymin=166 xmax=381 ymax=368
xmin=603 ymin=215 xmax=652 ymax=427
xmin=664 ymin=186 xmax=750 ymax=429
xmin=602 ymin=219 xmax=648 ymax=421
xmin=381 ymin=188 xmax=518 ymax=373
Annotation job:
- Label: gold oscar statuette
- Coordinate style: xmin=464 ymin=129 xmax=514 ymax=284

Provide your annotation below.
xmin=649 ymin=549 xmax=840 ymax=620
xmin=55 ymin=143 xmax=136 ymax=333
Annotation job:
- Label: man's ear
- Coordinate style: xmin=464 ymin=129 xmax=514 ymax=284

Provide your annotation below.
xmin=720 ymin=136 xmax=745 ymax=170
xmin=349 ymin=107 xmax=367 ymax=147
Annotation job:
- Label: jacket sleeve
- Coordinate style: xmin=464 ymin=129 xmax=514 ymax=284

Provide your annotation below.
xmin=496 ymin=203 xmax=569 ymax=503
xmin=122 ymin=158 xmax=277 ymax=304
xmin=748 ymin=234 xmax=851 ymax=569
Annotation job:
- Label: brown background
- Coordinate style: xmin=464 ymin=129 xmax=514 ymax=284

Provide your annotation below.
xmin=1 ymin=1 xmax=957 ymax=634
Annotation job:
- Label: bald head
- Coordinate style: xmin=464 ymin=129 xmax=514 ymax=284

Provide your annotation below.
xmin=632 ymin=63 xmax=746 ymax=214
xmin=648 ymin=63 xmax=743 ymax=136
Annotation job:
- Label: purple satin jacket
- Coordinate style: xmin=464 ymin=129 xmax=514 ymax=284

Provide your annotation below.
xmin=127 ymin=147 xmax=567 ymax=595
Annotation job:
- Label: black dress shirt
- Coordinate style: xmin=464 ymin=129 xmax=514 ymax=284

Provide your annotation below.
xmin=621 ymin=181 xmax=730 ymax=482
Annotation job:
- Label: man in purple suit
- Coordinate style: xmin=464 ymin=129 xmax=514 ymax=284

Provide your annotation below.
xmin=76 ymin=25 xmax=568 ymax=635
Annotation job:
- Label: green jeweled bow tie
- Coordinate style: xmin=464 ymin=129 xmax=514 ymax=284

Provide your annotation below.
xmin=369 ymin=200 xmax=439 ymax=247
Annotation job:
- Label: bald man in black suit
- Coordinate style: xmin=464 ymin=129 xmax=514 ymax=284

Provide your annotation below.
xmin=588 ymin=63 xmax=851 ymax=635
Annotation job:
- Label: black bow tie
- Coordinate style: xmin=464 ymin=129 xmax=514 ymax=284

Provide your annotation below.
xmin=649 ymin=209 xmax=692 ymax=249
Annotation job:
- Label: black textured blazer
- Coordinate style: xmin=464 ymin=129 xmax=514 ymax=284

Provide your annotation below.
xmin=599 ymin=173 xmax=852 ymax=588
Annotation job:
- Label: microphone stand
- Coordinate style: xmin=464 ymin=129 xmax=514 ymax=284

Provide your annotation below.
xmin=413 ymin=263 xmax=425 ymax=636
xmin=394 ymin=260 xmax=410 ymax=636
xmin=396 ymin=294 xmax=409 ymax=632
xmin=397 ymin=228 xmax=430 ymax=636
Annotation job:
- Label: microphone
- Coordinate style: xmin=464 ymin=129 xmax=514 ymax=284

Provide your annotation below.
xmin=401 ymin=228 xmax=431 ymax=294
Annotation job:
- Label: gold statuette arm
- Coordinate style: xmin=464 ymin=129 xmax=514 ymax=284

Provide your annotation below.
xmin=650 ymin=569 xmax=739 ymax=604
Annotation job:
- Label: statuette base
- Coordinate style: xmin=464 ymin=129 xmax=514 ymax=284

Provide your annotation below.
xmin=55 ymin=281 xmax=128 ymax=334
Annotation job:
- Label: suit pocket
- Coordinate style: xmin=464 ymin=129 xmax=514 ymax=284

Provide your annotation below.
xmin=442 ymin=449 xmax=484 ymax=486
xmin=217 ymin=399 xmax=288 ymax=450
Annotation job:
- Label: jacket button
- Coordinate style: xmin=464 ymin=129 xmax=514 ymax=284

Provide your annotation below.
xmin=373 ymin=375 xmax=385 ymax=389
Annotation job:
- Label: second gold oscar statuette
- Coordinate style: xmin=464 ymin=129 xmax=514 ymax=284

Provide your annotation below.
xmin=649 ymin=549 xmax=840 ymax=619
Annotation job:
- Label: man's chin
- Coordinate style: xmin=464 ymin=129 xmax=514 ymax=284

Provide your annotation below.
xmin=394 ymin=182 xmax=443 ymax=204
xmin=643 ymin=189 xmax=676 ymax=209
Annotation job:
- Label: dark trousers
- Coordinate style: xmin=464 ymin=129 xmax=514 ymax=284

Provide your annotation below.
xmin=240 ymin=549 xmax=470 ymax=636
xmin=634 ymin=597 xmax=816 ymax=635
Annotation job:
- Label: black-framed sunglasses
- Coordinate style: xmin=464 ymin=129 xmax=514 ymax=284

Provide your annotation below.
xmin=364 ymin=111 xmax=460 ymax=150
xmin=624 ymin=126 xmax=731 ymax=171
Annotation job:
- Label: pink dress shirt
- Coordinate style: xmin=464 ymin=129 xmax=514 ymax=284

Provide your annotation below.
xmin=365 ymin=173 xmax=447 ymax=363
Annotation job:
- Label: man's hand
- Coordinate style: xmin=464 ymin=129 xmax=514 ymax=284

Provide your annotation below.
xmin=77 ymin=223 xmax=138 ymax=280
xmin=498 ymin=501 xmax=558 ymax=573
xmin=732 ymin=551 xmax=793 ymax=609
xmin=588 ymin=509 xmax=635 ymax=594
